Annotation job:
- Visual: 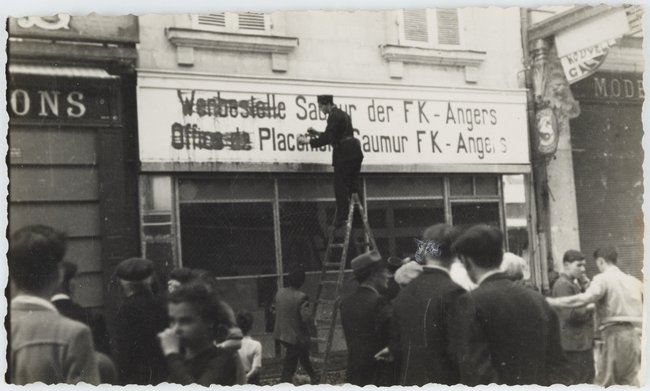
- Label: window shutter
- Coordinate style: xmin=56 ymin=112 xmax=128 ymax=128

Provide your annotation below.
xmin=403 ymin=9 xmax=429 ymax=42
xmin=197 ymin=13 xmax=226 ymax=28
xmin=238 ymin=12 xmax=266 ymax=31
xmin=436 ymin=8 xmax=460 ymax=45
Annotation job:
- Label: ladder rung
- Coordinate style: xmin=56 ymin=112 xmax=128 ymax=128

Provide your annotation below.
xmin=328 ymin=243 xmax=346 ymax=249
xmin=319 ymin=280 xmax=339 ymax=285
xmin=311 ymin=337 xmax=328 ymax=344
xmin=315 ymin=317 xmax=332 ymax=324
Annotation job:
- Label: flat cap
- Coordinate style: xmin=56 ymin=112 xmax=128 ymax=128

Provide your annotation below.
xmin=116 ymin=257 xmax=154 ymax=282
xmin=317 ymin=95 xmax=333 ymax=105
xmin=351 ymin=250 xmax=384 ymax=278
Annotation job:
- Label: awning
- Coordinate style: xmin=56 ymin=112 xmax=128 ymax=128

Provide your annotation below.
xmin=8 ymin=64 xmax=118 ymax=79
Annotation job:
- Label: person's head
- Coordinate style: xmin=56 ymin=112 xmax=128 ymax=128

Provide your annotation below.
xmin=236 ymin=310 xmax=254 ymax=336
xmin=593 ymin=247 xmax=617 ymax=272
xmin=58 ymin=261 xmax=78 ymax=295
xmin=317 ymin=95 xmax=334 ymax=115
xmin=500 ymin=252 xmax=529 ymax=281
xmin=116 ymin=257 xmax=155 ymax=296
xmin=168 ymin=267 xmax=196 ymax=293
xmin=351 ymin=251 xmax=389 ymax=291
xmin=285 ymin=267 xmax=306 ymax=289
xmin=562 ymin=250 xmax=587 ymax=279
xmin=192 ymin=269 xmax=219 ymax=293
xmin=167 ymin=283 xmax=221 ymax=350
xmin=451 ymin=225 xmax=504 ymax=283
xmin=9 ymin=225 xmax=67 ymax=296
xmin=417 ymin=224 xmax=459 ymax=269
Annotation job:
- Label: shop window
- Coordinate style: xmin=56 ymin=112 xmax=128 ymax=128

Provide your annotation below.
xmin=179 ymin=202 xmax=276 ymax=277
xmin=503 ymin=174 xmax=529 ymax=259
xmin=192 ymin=12 xmax=270 ymax=33
xmin=178 ymin=177 xmax=274 ymax=202
xmin=366 ymin=175 xmax=443 ymax=199
xmin=450 ymin=176 xmax=473 ymax=196
xmin=367 ymin=199 xmax=445 ymax=258
xmin=475 ymin=175 xmax=499 ymax=196
xmin=140 ymin=175 xmax=177 ymax=277
xmin=450 ymin=202 xmax=500 ymax=229
xmin=399 ymin=9 xmax=463 ymax=48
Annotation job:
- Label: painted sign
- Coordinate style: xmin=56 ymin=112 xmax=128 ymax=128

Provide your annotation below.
xmin=137 ymin=72 xmax=529 ymax=170
xmin=560 ymin=39 xmax=615 ymax=84
xmin=571 ymin=72 xmax=644 ymax=103
xmin=8 ymin=76 xmax=119 ymax=126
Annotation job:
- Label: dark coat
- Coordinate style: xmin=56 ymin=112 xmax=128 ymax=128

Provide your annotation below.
xmin=53 ymin=297 xmax=111 ymax=355
xmin=390 ymin=267 xmax=465 ymax=386
xmin=551 ymin=274 xmax=594 ymax=352
xmin=309 ymin=106 xmax=363 ymax=166
xmin=340 ymin=286 xmax=392 ymax=386
xmin=114 ymin=290 xmax=169 ymax=385
xmin=454 ymin=273 xmax=572 ymax=386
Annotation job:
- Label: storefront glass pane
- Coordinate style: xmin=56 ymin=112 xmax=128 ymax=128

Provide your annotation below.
xmin=279 ymin=201 xmax=336 ymax=272
xmin=367 ymin=199 xmax=444 ymax=258
xmin=179 ymin=202 xmax=276 ymax=277
xmin=503 ymin=174 xmax=529 ymax=258
xmin=451 ymin=202 xmax=500 ymax=229
xmin=475 ymin=175 xmax=499 ymax=196
xmin=366 ymin=175 xmax=443 ymax=198
xmin=450 ymin=176 xmax=473 ymax=196
xmin=178 ymin=177 xmax=274 ymax=202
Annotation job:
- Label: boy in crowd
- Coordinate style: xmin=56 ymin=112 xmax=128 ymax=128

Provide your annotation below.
xmin=158 ymin=283 xmax=239 ymax=385
xmin=237 ymin=311 xmax=263 ymax=384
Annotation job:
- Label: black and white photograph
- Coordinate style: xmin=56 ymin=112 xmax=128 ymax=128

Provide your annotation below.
xmin=2 ymin=1 xmax=646 ymax=387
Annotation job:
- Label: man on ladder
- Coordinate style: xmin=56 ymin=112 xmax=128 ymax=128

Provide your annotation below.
xmin=298 ymin=94 xmax=364 ymax=228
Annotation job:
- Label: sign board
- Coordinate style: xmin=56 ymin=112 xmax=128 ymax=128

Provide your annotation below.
xmin=571 ymin=72 xmax=644 ymax=103
xmin=560 ymin=39 xmax=615 ymax=84
xmin=137 ymin=72 xmax=529 ymax=170
xmin=8 ymin=15 xmax=139 ymax=44
xmin=8 ymin=75 xmax=120 ymax=126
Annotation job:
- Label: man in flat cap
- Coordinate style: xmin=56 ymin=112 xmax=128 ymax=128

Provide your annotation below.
xmin=114 ymin=258 xmax=168 ymax=385
xmin=339 ymin=251 xmax=391 ymax=386
xmin=298 ymin=95 xmax=363 ymax=228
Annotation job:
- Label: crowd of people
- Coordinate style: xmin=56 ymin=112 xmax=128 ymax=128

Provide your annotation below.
xmin=7 ymin=223 xmax=644 ymax=386
xmin=341 ymin=223 xmax=643 ymax=387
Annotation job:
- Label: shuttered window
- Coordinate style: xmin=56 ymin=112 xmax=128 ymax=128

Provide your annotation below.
xmin=399 ymin=8 xmax=463 ymax=47
xmin=193 ymin=12 xmax=269 ymax=33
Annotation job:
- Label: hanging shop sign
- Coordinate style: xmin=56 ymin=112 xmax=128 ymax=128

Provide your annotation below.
xmin=137 ymin=72 xmax=529 ymax=170
xmin=535 ymin=108 xmax=559 ymax=156
xmin=555 ymin=9 xmax=630 ymax=84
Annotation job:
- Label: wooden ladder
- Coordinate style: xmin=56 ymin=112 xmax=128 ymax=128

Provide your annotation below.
xmin=310 ymin=193 xmax=378 ymax=379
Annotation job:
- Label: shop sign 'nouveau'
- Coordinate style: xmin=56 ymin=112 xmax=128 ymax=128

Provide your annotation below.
xmin=137 ymin=73 xmax=529 ymax=169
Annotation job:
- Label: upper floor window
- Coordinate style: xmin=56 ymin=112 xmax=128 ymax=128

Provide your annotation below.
xmin=192 ymin=12 xmax=270 ymax=33
xmin=398 ymin=9 xmax=464 ymax=48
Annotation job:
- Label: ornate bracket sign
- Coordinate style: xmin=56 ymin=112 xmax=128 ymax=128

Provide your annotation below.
xmin=16 ymin=14 xmax=71 ymax=30
xmin=535 ymin=107 xmax=559 ymax=156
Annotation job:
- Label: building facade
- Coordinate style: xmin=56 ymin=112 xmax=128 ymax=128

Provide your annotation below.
xmin=527 ymin=5 xmax=644 ymax=279
xmin=7 ymin=16 xmax=141 ymax=330
xmin=136 ymin=8 xmax=533 ymax=355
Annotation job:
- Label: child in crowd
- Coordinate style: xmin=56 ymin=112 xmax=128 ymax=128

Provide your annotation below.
xmin=236 ymin=311 xmax=263 ymax=385
xmin=158 ymin=284 xmax=238 ymax=386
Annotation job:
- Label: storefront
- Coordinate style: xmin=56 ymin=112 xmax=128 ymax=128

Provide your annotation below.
xmin=570 ymin=71 xmax=643 ymax=279
xmin=7 ymin=15 xmax=140 ymax=332
xmin=137 ymin=70 xmax=532 ymax=354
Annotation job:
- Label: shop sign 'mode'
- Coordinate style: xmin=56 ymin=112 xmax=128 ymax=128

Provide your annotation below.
xmin=137 ymin=72 xmax=529 ymax=169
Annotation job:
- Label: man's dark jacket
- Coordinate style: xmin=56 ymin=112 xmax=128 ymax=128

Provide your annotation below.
xmin=340 ymin=286 xmax=392 ymax=386
xmin=114 ymin=289 xmax=169 ymax=385
xmin=390 ymin=267 xmax=465 ymax=386
xmin=454 ymin=273 xmax=571 ymax=386
xmin=309 ymin=106 xmax=363 ymax=166
xmin=53 ymin=297 xmax=111 ymax=355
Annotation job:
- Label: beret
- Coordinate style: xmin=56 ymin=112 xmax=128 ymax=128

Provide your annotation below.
xmin=116 ymin=257 xmax=154 ymax=282
xmin=351 ymin=250 xmax=384 ymax=278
